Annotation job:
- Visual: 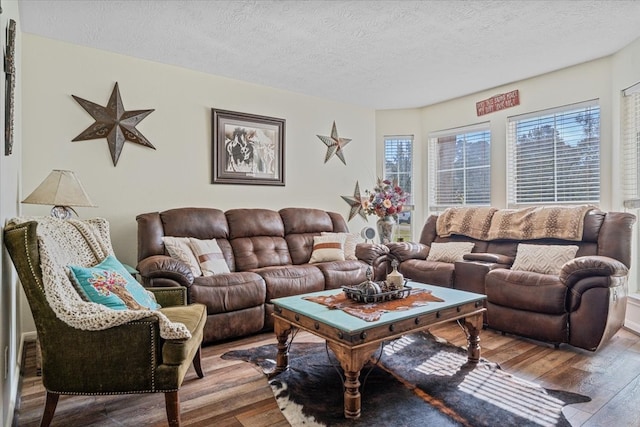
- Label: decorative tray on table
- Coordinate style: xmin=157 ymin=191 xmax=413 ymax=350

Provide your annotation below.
xmin=342 ymin=279 xmax=411 ymax=304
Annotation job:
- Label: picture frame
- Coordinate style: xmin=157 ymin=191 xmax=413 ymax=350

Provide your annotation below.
xmin=212 ymin=108 xmax=285 ymax=186
xmin=5 ymin=19 xmax=15 ymax=156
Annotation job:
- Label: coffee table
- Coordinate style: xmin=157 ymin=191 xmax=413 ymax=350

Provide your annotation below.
xmin=271 ymin=281 xmax=486 ymax=419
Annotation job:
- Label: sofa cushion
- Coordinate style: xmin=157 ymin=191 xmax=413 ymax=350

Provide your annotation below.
xmin=256 ymin=265 xmax=325 ymax=301
xmin=69 ymin=255 xmax=160 ymax=310
xmin=189 ymin=238 xmax=230 ymax=275
xmin=426 ymin=242 xmax=475 ymax=263
xmin=314 ymin=260 xmax=368 ymax=289
xmin=309 ymin=234 xmax=346 ymax=263
xmin=158 ymin=302 xmax=207 ymax=365
xmin=485 ymin=269 xmax=566 ymax=314
xmin=511 ymin=244 xmax=578 ymax=275
xmin=190 ymin=271 xmax=266 ymax=313
xmin=163 ymin=236 xmax=202 ymax=276
xmin=398 ymin=259 xmax=455 ymax=287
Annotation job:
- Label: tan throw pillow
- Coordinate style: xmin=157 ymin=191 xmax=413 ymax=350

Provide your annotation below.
xmin=309 ymin=234 xmax=346 ymax=263
xmin=163 ymin=236 xmax=202 ymax=276
xmin=188 ymin=238 xmax=231 ymax=276
xmin=511 ymin=244 xmax=579 ymax=275
xmin=426 ymin=242 xmax=475 ymax=263
xmin=321 ymin=232 xmax=362 ymax=260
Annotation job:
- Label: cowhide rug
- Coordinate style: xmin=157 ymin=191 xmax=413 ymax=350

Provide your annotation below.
xmin=222 ymin=332 xmax=590 ymax=426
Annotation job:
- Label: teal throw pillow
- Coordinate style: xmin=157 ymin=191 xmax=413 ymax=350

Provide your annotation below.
xmin=69 ymin=255 xmax=160 ymax=310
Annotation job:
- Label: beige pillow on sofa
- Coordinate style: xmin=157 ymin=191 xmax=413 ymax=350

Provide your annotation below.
xmin=426 ymin=242 xmax=475 ymax=263
xmin=321 ymin=232 xmax=362 ymax=260
xmin=189 ymin=238 xmax=231 ymax=276
xmin=163 ymin=236 xmax=202 ymax=276
xmin=511 ymin=244 xmax=579 ymax=275
xmin=309 ymin=234 xmax=346 ymax=263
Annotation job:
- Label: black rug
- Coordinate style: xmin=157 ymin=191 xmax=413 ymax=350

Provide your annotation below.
xmin=222 ymin=332 xmax=590 ymax=426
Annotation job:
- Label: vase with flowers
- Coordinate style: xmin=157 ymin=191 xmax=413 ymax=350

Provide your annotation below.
xmin=363 ymin=178 xmax=407 ymax=244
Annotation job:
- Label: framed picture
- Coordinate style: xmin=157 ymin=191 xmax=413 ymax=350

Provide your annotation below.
xmin=212 ymin=108 xmax=286 ymax=186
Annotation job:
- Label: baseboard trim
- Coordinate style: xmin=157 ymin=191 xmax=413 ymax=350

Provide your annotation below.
xmin=625 ymin=295 xmax=640 ymax=335
xmin=6 ymin=332 xmax=37 ymax=427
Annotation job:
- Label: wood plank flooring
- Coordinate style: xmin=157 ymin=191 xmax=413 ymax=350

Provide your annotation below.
xmin=13 ymin=323 xmax=640 ymax=426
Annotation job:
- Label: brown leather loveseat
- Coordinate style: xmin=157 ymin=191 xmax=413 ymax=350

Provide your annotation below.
xmin=136 ymin=207 xmax=388 ymax=344
xmin=385 ymin=206 xmax=636 ymax=351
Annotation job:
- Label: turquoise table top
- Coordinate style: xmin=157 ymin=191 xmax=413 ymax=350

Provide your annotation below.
xmin=271 ymin=282 xmax=486 ymax=334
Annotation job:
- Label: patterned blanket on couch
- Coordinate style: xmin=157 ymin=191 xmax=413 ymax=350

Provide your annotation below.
xmin=437 ymin=205 xmax=596 ymax=241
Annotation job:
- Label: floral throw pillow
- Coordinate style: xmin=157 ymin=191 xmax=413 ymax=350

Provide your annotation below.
xmin=68 ymin=255 xmax=160 ymax=310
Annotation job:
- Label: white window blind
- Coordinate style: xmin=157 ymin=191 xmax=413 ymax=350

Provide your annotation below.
xmin=623 ymin=85 xmax=640 ymax=207
xmin=428 ymin=123 xmax=491 ymax=212
xmin=384 ymin=135 xmax=413 ymax=206
xmin=506 ymin=100 xmax=600 ymax=206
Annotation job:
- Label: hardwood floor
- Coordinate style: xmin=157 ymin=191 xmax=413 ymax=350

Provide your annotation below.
xmin=13 ymin=323 xmax=640 ymax=426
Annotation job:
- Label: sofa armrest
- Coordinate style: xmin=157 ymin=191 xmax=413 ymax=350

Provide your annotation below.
xmin=148 ymin=286 xmax=188 ymax=307
xmin=137 ymin=255 xmax=195 ymax=288
xmin=355 ymin=242 xmax=389 ymax=265
xmin=463 ymin=252 xmax=514 ymax=265
xmin=560 ymin=255 xmax=629 ymax=288
xmin=386 ymin=242 xmax=429 ymax=262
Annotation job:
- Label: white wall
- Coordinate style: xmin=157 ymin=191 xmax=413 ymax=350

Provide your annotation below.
xmin=1 ymin=2 xmax=22 ymax=426
xmin=611 ymin=36 xmax=640 ymax=329
xmin=21 ymin=34 xmax=376 ymax=263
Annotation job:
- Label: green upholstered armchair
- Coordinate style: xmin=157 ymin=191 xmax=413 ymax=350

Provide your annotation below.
xmin=4 ymin=219 xmax=207 ymax=427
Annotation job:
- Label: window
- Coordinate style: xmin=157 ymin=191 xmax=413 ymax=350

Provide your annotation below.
xmin=622 ymin=84 xmax=640 ymax=206
xmin=428 ymin=124 xmax=491 ymax=212
xmin=384 ymin=135 xmax=413 ymax=238
xmin=507 ymin=100 xmax=600 ymax=206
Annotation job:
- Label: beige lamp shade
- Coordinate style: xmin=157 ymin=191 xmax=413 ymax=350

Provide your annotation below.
xmin=22 ymin=170 xmax=96 ymax=219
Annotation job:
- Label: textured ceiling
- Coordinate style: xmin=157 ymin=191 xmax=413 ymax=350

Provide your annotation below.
xmin=18 ymin=0 xmax=640 ymax=109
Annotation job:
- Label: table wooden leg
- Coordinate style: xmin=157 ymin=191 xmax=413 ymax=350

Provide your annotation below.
xmin=327 ymin=342 xmax=380 ymax=419
xmin=274 ymin=318 xmax=293 ymax=374
xmin=461 ymin=311 xmax=483 ymax=363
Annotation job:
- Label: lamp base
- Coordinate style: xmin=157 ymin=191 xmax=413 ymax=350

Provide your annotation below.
xmin=50 ymin=206 xmax=76 ymax=220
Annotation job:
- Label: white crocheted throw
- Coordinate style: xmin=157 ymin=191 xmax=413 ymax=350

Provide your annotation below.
xmin=9 ymin=216 xmax=191 ymax=340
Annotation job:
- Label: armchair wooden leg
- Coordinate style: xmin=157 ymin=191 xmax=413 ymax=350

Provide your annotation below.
xmin=40 ymin=391 xmax=59 ymax=427
xmin=164 ymin=391 xmax=180 ymax=427
xmin=193 ymin=346 xmax=204 ymax=378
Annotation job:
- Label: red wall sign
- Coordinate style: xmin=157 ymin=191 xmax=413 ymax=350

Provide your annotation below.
xmin=476 ymin=89 xmax=520 ymax=116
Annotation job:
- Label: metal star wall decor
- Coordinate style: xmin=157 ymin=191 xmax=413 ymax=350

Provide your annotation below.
xmin=316 ymin=121 xmax=351 ymax=165
xmin=341 ymin=181 xmax=367 ymax=221
xmin=72 ymin=82 xmax=155 ymax=166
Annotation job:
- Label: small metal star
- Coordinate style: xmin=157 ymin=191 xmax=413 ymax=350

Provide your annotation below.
xmin=316 ymin=121 xmax=351 ymax=165
xmin=72 ymin=82 xmax=155 ymax=166
xmin=341 ymin=181 xmax=367 ymax=221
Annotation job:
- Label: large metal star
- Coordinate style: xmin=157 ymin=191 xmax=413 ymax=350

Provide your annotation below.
xmin=72 ymin=82 xmax=155 ymax=166
xmin=316 ymin=121 xmax=352 ymax=165
xmin=340 ymin=181 xmax=367 ymax=221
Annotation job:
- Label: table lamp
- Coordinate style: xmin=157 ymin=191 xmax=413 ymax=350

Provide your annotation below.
xmin=22 ymin=169 xmax=97 ymax=219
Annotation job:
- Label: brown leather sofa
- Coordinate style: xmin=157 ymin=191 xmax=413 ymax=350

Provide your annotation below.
xmin=136 ymin=207 xmax=388 ymax=344
xmin=385 ymin=208 xmax=636 ymax=351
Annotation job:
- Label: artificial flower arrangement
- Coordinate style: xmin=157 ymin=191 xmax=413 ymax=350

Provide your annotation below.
xmin=363 ymin=178 xmax=407 ymax=219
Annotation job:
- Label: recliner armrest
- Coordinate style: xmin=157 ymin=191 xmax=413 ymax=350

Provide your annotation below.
xmin=148 ymin=286 xmax=188 ymax=307
xmin=386 ymin=242 xmax=429 ymax=262
xmin=137 ymin=255 xmax=195 ymax=288
xmin=355 ymin=242 xmax=389 ymax=265
xmin=560 ymin=255 xmax=629 ymax=287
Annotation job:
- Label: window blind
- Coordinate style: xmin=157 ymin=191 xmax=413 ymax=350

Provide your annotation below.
xmin=622 ymin=88 xmax=640 ymax=206
xmin=384 ymin=135 xmax=413 ymax=206
xmin=428 ymin=123 xmax=491 ymax=212
xmin=506 ymin=100 xmax=600 ymax=206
